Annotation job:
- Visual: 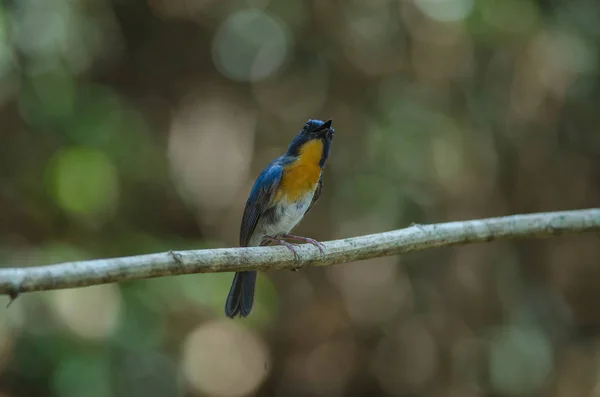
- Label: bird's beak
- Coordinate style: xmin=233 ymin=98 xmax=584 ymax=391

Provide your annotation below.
xmin=317 ymin=119 xmax=332 ymax=132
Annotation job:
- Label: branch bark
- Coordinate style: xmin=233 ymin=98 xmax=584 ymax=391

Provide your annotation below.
xmin=1 ymin=209 xmax=599 ymax=298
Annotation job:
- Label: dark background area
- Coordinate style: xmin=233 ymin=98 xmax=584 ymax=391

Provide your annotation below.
xmin=0 ymin=0 xmax=599 ymax=396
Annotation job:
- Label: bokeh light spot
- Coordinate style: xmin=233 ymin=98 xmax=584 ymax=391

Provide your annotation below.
xmin=532 ymin=30 xmax=597 ymax=95
xmin=329 ymin=258 xmax=407 ymax=325
xmin=51 ymin=284 xmax=122 ymax=340
xmin=490 ymin=326 xmax=553 ymax=395
xmin=415 ymin=0 xmax=474 ymax=22
xmin=47 ymin=146 xmax=119 ymax=221
xmin=168 ymin=93 xmax=256 ymax=224
xmin=53 ymin=354 xmax=112 ymax=397
xmin=12 ymin=0 xmax=119 ymax=75
xmin=212 ymin=10 xmax=291 ymax=82
xmin=181 ymin=320 xmax=270 ymax=397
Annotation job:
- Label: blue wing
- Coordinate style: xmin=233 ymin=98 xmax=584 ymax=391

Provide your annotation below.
xmin=239 ymin=159 xmax=284 ymax=246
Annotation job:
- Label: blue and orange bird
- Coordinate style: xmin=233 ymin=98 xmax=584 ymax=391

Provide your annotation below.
xmin=225 ymin=119 xmax=335 ymax=318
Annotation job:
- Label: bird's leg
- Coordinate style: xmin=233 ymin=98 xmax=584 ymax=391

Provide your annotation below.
xmin=262 ymin=235 xmax=300 ymax=261
xmin=280 ymin=234 xmax=326 ymax=255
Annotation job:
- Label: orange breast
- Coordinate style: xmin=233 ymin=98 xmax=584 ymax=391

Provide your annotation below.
xmin=275 ymin=140 xmax=323 ymax=203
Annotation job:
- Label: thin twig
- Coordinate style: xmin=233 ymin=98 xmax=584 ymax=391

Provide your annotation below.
xmin=1 ymin=209 xmax=598 ymax=298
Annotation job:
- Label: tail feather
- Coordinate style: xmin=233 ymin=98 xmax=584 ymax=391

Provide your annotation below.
xmin=225 ymin=271 xmax=257 ymax=318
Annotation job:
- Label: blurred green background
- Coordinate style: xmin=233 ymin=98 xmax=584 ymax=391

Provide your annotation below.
xmin=0 ymin=0 xmax=599 ymax=396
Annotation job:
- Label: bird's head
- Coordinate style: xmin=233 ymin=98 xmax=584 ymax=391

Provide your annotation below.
xmin=286 ymin=119 xmax=335 ymax=168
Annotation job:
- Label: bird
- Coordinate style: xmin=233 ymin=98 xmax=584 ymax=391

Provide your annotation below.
xmin=225 ymin=119 xmax=335 ymax=318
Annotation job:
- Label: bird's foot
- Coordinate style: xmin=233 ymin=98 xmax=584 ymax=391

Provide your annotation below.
xmin=263 ymin=236 xmax=300 ymax=261
xmin=280 ymin=234 xmax=326 ymax=255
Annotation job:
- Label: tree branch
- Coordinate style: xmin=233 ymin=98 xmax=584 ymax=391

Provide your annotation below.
xmin=1 ymin=209 xmax=599 ymax=298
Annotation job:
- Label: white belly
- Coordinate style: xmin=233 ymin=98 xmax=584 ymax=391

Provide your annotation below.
xmin=249 ymin=191 xmax=315 ymax=246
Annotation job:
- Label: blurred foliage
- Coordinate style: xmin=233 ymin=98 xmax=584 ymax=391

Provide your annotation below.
xmin=0 ymin=0 xmax=599 ymax=396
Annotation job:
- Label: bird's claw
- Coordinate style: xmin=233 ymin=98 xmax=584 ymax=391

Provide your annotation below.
xmin=281 ymin=234 xmax=326 ymax=255
xmin=263 ymin=236 xmax=301 ymax=261
xmin=265 ymin=234 xmax=326 ymax=272
xmin=280 ymin=241 xmax=301 ymax=261
xmin=277 ymin=239 xmax=303 ymax=272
